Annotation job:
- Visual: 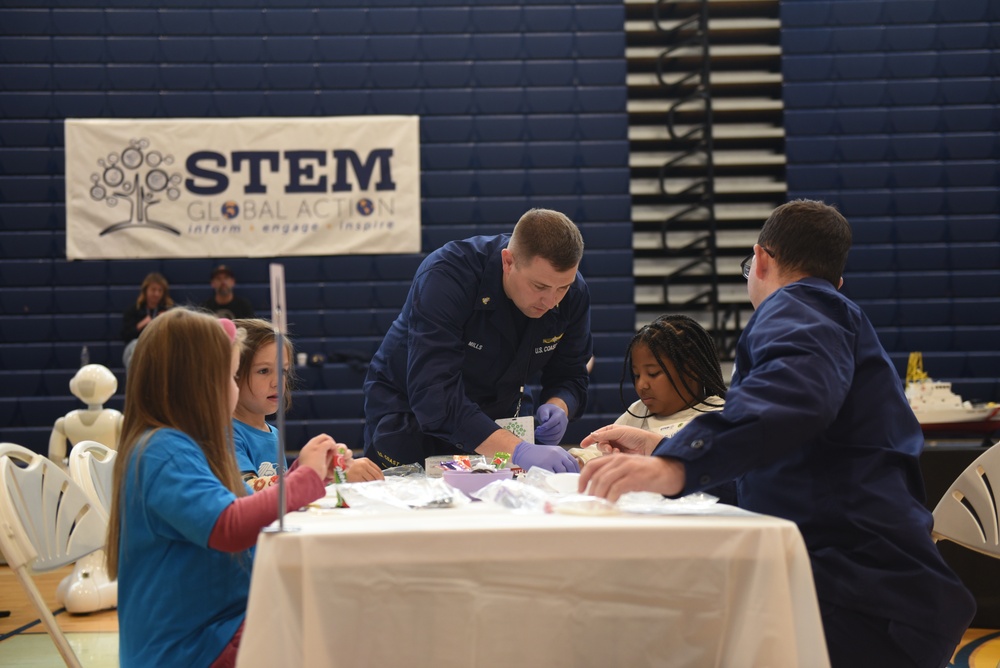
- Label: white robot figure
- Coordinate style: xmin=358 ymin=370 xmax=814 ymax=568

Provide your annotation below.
xmin=55 ymin=537 xmax=118 ymax=615
xmin=48 ymin=364 xmax=123 ymax=614
xmin=48 ymin=364 xmax=123 ymax=466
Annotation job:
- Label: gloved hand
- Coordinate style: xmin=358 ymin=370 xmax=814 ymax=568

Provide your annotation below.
xmin=512 ymin=441 xmax=579 ymax=473
xmin=534 ymin=403 xmax=569 ymax=445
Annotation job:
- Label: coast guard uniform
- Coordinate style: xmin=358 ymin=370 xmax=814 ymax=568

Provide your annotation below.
xmin=654 ymin=277 xmax=975 ymax=668
xmin=363 ymin=235 xmax=592 ymax=468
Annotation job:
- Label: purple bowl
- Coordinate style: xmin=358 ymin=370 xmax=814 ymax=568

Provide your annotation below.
xmin=441 ymin=469 xmax=513 ymax=497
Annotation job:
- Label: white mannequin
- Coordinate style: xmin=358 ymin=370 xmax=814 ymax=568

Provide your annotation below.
xmin=48 ymin=364 xmax=123 ymax=466
xmin=56 ymin=543 xmax=117 ymax=614
xmin=48 ymin=365 xmax=122 ymax=613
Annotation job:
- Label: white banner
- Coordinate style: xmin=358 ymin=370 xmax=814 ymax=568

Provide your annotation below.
xmin=64 ymin=116 xmax=421 ymax=259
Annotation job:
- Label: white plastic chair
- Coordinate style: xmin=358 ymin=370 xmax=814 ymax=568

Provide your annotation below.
xmin=932 ymin=440 xmax=1000 ymax=558
xmin=0 ymin=443 xmax=106 ymax=668
xmin=55 ymin=440 xmax=117 ymax=614
xmin=68 ymin=440 xmax=115 ymax=519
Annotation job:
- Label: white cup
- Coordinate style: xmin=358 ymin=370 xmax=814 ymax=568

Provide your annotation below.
xmin=296 ymin=352 xmax=308 ymax=367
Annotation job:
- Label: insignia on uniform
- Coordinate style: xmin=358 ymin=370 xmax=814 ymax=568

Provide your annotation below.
xmin=482 ymin=297 xmax=490 ymax=305
xmin=541 ymin=332 xmax=565 ymax=344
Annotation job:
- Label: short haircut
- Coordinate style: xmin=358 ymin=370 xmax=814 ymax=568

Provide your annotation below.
xmin=620 ymin=314 xmax=727 ymax=417
xmin=507 ymin=208 xmax=584 ymax=272
xmin=757 ymin=199 xmax=852 ymax=287
xmin=233 ymin=318 xmax=297 ymax=412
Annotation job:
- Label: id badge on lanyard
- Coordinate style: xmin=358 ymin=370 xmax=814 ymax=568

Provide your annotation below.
xmin=496 ymin=385 xmax=534 ymax=442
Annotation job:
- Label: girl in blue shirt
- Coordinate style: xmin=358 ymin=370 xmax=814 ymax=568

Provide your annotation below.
xmin=106 ymin=309 xmax=338 ymax=668
xmin=232 ymin=318 xmax=382 ymax=489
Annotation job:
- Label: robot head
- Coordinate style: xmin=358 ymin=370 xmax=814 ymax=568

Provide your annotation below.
xmin=69 ymin=364 xmax=118 ymax=406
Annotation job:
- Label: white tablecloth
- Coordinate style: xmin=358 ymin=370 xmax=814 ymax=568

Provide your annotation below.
xmin=236 ymin=501 xmax=828 ymax=668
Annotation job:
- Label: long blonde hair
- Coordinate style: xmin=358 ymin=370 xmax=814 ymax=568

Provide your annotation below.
xmin=106 ymin=308 xmax=246 ymax=578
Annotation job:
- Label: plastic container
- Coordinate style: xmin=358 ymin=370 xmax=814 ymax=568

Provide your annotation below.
xmin=441 ymin=469 xmax=513 ymax=497
xmin=424 ymin=455 xmax=452 ymax=478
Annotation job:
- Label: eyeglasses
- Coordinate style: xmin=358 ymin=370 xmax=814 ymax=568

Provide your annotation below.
xmin=740 ymin=246 xmax=775 ymax=279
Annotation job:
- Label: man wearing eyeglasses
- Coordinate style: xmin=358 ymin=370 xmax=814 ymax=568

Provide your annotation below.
xmin=579 ymin=199 xmax=975 ymax=668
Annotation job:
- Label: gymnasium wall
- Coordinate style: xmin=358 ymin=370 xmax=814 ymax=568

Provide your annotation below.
xmin=781 ymin=0 xmax=1000 ymax=404
xmin=0 ymin=1 xmax=635 ymax=453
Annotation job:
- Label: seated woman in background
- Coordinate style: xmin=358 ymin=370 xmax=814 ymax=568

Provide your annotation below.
xmin=120 ymin=272 xmax=174 ymax=370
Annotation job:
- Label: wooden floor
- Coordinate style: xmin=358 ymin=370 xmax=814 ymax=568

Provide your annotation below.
xmin=0 ymin=565 xmax=117 ymax=636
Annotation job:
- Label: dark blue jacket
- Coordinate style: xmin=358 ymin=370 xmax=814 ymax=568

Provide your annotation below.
xmin=654 ymin=278 xmax=974 ymax=637
xmin=364 ymin=235 xmax=592 ymax=461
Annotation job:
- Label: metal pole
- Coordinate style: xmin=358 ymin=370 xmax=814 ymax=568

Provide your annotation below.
xmin=275 ymin=329 xmax=287 ymax=531
xmin=264 ymin=263 xmax=295 ymax=534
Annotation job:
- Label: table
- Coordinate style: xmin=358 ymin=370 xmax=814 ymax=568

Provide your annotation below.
xmin=236 ymin=500 xmax=828 ymax=668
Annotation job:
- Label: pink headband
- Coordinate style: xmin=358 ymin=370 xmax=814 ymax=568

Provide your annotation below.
xmin=218 ymin=318 xmax=238 ymax=343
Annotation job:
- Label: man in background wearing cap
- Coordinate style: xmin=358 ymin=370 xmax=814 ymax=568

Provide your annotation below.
xmin=200 ymin=265 xmax=255 ymax=320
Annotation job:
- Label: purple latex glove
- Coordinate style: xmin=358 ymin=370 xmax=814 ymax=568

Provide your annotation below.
xmin=512 ymin=441 xmax=579 ymax=474
xmin=534 ymin=403 xmax=569 ymax=445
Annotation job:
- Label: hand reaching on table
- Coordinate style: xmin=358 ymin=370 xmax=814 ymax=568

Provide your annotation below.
xmin=580 ymin=424 xmax=663 ymax=457
xmin=512 ymin=441 xmax=579 ymax=473
xmin=577 ymin=453 xmax=686 ymax=502
xmin=346 ymin=457 xmax=384 ymax=483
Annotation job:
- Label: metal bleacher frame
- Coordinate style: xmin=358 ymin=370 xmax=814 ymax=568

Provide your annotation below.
xmin=627 ymin=0 xmax=786 ymax=358
xmin=650 ymin=0 xmax=728 ymax=350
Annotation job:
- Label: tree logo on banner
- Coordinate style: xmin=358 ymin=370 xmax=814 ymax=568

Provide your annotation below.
xmin=90 ymin=138 xmax=183 ymax=237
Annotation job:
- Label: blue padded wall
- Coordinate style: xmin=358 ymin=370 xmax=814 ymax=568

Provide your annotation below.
xmin=0 ymin=2 xmax=633 ymax=453
xmin=782 ymin=0 xmax=1000 ymax=404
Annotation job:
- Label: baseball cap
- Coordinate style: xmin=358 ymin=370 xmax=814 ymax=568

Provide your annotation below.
xmin=210 ymin=264 xmax=235 ymax=280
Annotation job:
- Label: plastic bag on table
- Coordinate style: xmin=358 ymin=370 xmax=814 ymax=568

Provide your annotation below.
xmin=470 ymin=478 xmax=551 ymax=512
xmin=521 ymin=466 xmax=581 ymax=494
xmin=382 ymin=462 xmax=425 ymax=478
xmin=616 ymin=491 xmax=720 ymax=515
xmin=519 ymin=466 xmax=555 ymax=490
xmin=544 ymin=494 xmax=619 ymax=516
xmin=336 ymin=476 xmax=467 ymax=511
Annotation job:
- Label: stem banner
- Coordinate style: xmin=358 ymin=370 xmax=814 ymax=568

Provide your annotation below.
xmin=65 ymin=116 xmax=420 ymax=259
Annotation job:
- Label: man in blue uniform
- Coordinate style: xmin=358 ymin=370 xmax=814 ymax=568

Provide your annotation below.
xmin=579 ymin=200 xmax=975 ymax=668
xmin=364 ymin=208 xmax=590 ymax=473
